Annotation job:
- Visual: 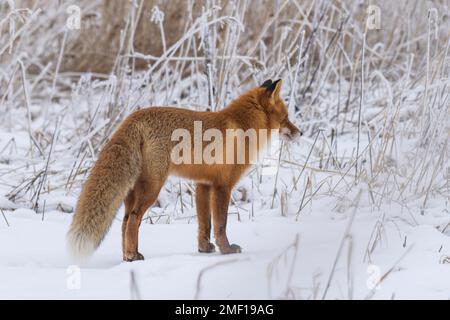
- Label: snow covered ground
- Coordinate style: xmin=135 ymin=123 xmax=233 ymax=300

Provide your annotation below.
xmin=1 ymin=186 xmax=450 ymax=299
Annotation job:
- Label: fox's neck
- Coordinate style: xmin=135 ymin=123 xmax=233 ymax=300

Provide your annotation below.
xmin=219 ymin=90 xmax=269 ymax=131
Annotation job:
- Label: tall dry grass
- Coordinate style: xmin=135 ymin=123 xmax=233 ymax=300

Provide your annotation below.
xmin=0 ymin=0 xmax=449 ymax=220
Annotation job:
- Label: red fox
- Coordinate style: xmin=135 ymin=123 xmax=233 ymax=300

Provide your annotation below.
xmin=67 ymin=79 xmax=301 ymax=262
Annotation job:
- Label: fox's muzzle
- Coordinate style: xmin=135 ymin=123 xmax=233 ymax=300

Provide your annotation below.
xmin=280 ymin=120 xmax=302 ymax=142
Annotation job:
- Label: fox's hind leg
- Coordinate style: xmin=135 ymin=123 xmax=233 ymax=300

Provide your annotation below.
xmin=123 ymin=172 xmax=167 ymax=262
xmin=196 ymin=183 xmax=215 ymax=253
xmin=122 ymin=191 xmax=135 ymax=259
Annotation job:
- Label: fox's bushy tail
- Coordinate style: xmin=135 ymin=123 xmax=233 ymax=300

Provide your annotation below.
xmin=67 ymin=140 xmax=141 ymax=262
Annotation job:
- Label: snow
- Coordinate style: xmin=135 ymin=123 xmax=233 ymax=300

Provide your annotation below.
xmin=1 ymin=194 xmax=450 ymax=299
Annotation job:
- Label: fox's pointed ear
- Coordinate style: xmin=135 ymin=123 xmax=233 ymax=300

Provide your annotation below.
xmin=260 ymin=79 xmax=273 ymax=89
xmin=267 ymin=79 xmax=282 ymax=98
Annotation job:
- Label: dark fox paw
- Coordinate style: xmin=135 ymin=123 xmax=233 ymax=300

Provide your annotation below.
xmin=198 ymin=242 xmax=216 ymax=253
xmin=123 ymin=251 xmax=145 ymax=262
xmin=219 ymin=243 xmax=242 ymax=254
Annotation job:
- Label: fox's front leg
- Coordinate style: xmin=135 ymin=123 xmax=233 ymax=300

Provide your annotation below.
xmin=196 ymin=184 xmax=215 ymax=253
xmin=211 ymin=185 xmax=242 ymax=254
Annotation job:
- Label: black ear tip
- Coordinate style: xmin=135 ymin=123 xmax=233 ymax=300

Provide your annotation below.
xmin=260 ymin=79 xmax=273 ymax=89
xmin=264 ymin=78 xmax=282 ymax=93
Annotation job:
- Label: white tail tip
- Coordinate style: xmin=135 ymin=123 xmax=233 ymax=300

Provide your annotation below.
xmin=66 ymin=229 xmax=96 ymax=264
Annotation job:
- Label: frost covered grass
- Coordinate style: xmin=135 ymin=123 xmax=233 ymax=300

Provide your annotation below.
xmin=0 ymin=0 xmax=449 ymax=299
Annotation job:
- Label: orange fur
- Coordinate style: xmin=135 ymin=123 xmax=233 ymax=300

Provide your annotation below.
xmin=67 ymin=80 xmax=301 ymax=262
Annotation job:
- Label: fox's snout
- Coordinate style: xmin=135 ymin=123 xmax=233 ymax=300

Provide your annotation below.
xmin=280 ymin=121 xmax=302 ymax=142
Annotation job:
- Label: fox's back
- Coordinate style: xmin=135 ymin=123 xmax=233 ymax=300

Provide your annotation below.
xmin=131 ymin=107 xmax=229 ymax=136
